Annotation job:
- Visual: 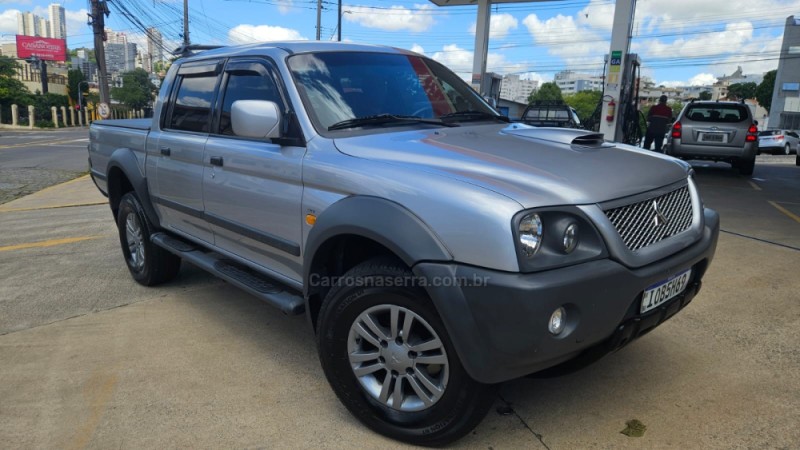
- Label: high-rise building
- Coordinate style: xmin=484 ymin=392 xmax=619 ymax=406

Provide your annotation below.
xmin=39 ymin=18 xmax=51 ymax=38
xmin=768 ymin=16 xmax=800 ymax=130
xmin=48 ymin=4 xmax=67 ymax=41
xmin=17 ymin=12 xmax=41 ymax=37
xmin=554 ymin=70 xmax=604 ymax=94
xmin=147 ymin=27 xmax=164 ymax=65
xmin=105 ymin=41 xmax=138 ymax=73
xmin=499 ymin=74 xmax=539 ymax=104
xmin=105 ymin=28 xmax=128 ymax=45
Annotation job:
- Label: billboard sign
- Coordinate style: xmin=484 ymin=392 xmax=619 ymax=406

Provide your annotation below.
xmin=16 ymin=35 xmax=66 ymax=62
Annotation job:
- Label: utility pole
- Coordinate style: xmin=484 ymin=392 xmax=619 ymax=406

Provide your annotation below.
xmin=183 ymin=0 xmax=190 ymax=47
xmin=316 ymin=0 xmax=322 ymax=40
xmin=337 ymin=0 xmax=342 ymax=41
xmin=89 ymin=0 xmax=110 ymax=104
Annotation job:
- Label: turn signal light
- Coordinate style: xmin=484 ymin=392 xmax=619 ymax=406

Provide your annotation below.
xmin=671 ymin=121 xmax=682 ymax=139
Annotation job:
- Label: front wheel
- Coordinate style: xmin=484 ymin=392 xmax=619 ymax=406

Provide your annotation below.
xmin=117 ymin=192 xmax=181 ymax=286
xmin=317 ymin=259 xmax=495 ymax=446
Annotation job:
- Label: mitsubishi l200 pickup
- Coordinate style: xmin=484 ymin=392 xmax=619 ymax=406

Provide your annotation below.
xmin=89 ymin=42 xmax=719 ymax=446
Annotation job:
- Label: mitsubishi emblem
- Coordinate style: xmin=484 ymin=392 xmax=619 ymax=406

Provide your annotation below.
xmin=652 ymin=200 xmax=669 ymax=227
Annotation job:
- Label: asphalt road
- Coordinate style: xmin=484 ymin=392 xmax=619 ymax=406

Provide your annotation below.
xmin=0 ymin=145 xmax=798 ymax=448
xmin=0 ymin=128 xmax=91 ymax=204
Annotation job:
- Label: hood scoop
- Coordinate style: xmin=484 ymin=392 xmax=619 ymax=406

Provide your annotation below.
xmin=571 ymin=133 xmax=606 ymax=147
xmin=502 ymin=124 xmax=610 ymax=149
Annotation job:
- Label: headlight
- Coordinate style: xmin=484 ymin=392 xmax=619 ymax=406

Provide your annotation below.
xmin=518 ymin=213 xmax=543 ymax=257
xmin=512 ymin=207 xmax=607 ymax=272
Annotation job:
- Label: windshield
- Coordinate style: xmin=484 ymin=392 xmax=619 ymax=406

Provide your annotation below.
xmin=287 ymin=52 xmax=497 ymax=132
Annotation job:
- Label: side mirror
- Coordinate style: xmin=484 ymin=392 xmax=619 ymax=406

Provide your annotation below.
xmin=231 ymin=100 xmax=281 ymax=139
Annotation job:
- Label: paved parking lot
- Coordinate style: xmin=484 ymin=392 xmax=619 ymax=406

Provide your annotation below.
xmin=1 ymin=155 xmax=798 ymax=448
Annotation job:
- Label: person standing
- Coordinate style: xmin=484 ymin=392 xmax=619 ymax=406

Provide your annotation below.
xmin=644 ymin=95 xmax=673 ymax=152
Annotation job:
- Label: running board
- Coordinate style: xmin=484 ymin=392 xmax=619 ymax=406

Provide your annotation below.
xmin=151 ymin=232 xmax=305 ymax=315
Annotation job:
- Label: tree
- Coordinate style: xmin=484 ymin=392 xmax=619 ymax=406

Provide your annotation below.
xmin=699 ymin=91 xmax=712 ymax=100
xmin=111 ymin=69 xmax=156 ymax=110
xmin=0 ymin=56 xmax=32 ymax=106
xmin=528 ymin=82 xmax=563 ymax=103
xmin=756 ymin=70 xmax=776 ymax=113
xmin=727 ymin=82 xmax=757 ymax=101
xmin=564 ymin=90 xmax=602 ymax=122
xmin=67 ymin=69 xmax=86 ymax=106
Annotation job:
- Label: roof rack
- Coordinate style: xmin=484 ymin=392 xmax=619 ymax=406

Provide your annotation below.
xmin=172 ymin=44 xmax=224 ymax=58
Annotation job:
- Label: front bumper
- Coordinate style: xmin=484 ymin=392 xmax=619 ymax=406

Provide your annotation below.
xmin=413 ymin=208 xmax=719 ymax=384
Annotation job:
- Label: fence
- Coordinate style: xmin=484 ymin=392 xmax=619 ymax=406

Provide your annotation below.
xmin=0 ymin=103 xmax=153 ymax=128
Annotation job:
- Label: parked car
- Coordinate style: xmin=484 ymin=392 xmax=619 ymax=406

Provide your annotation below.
xmin=666 ymin=100 xmax=758 ymax=175
xmin=520 ymin=100 xmax=583 ymax=128
xmin=88 ymin=42 xmax=719 ymax=446
xmin=757 ymin=129 xmax=799 ymax=155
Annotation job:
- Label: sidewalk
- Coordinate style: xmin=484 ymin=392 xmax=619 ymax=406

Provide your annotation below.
xmin=0 ymin=175 xmax=106 ymax=213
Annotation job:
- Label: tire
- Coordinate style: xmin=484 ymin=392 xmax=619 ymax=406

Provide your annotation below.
xmin=117 ymin=192 xmax=181 ymax=286
xmin=738 ymin=157 xmax=755 ymax=176
xmin=796 ymin=154 xmax=799 ymax=166
xmin=785 ymin=144 xmax=791 ymax=155
xmin=317 ymin=259 xmax=496 ymax=446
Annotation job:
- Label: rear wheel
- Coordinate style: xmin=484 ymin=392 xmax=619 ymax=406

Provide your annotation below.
xmin=317 ymin=259 xmax=496 ymax=446
xmin=737 ymin=157 xmax=755 ymax=176
xmin=796 ymin=154 xmax=799 ymax=166
xmin=117 ymin=192 xmax=181 ymax=286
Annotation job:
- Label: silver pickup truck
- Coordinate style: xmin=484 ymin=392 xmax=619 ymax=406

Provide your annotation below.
xmin=89 ymin=42 xmax=719 ymax=446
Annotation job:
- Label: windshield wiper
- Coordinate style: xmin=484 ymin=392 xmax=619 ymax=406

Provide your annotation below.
xmin=328 ymin=114 xmax=459 ymax=131
xmin=440 ymin=111 xmax=510 ymax=123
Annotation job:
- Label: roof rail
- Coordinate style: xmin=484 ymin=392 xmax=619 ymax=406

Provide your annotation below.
xmin=173 ymin=44 xmax=224 ymax=58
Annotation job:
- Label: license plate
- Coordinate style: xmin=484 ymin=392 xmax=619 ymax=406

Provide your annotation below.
xmin=701 ymin=133 xmax=725 ymax=143
xmin=640 ymin=269 xmax=692 ymax=314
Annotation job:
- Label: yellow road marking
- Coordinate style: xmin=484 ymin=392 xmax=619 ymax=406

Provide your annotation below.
xmin=0 ymin=235 xmax=105 ymax=252
xmin=0 ymin=201 xmax=107 ymax=213
xmin=0 ymin=138 xmax=85 ymax=150
xmin=768 ymin=201 xmax=800 ymax=225
xmin=747 ymin=180 xmax=762 ymax=191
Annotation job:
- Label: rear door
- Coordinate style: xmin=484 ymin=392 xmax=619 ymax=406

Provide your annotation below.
xmin=149 ymin=60 xmax=222 ymax=244
xmin=682 ymin=104 xmax=750 ymax=148
xmin=202 ymin=58 xmax=306 ymax=283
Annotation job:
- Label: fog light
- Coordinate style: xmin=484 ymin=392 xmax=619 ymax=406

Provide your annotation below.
xmin=548 ymin=307 xmax=566 ymax=335
xmin=563 ymin=223 xmax=578 ymax=253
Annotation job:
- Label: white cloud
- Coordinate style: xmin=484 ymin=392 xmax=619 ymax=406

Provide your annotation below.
xmin=522 ymin=13 xmax=609 ymax=69
xmin=577 ymin=0 xmax=615 ymax=32
xmin=276 ymin=0 xmax=293 ymax=14
xmin=688 ymin=73 xmax=718 ymax=86
xmin=634 ymin=22 xmax=754 ymax=59
xmin=344 ymin=4 xmax=435 ymax=33
xmin=634 ymin=0 xmax=794 ymax=33
xmin=227 ymin=24 xmax=307 ymax=44
xmin=0 ymin=9 xmax=20 ymax=36
xmin=469 ymin=13 xmax=519 ymax=39
xmin=427 ymin=44 xmax=525 ymax=77
xmin=409 ymin=43 xmax=425 ymax=54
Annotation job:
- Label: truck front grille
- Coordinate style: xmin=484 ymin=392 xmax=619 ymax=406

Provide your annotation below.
xmin=604 ymin=185 xmax=693 ymax=252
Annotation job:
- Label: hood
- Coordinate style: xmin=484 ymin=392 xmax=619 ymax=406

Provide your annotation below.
xmin=333 ymin=123 xmax=690 ymax=208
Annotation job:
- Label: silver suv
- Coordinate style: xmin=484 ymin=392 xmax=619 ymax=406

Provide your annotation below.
xmin=666 ymin=100 xmax=758 ymax=175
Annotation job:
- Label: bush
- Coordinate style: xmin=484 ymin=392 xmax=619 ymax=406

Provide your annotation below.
xmin=35 ymin=120 xmax=55 ymax=128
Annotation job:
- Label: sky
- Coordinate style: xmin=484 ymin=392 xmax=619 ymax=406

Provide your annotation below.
xmin=0 ymin=0 xmax=797 ymax=87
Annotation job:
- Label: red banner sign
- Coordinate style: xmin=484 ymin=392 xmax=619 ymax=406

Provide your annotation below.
xmin=16 ymin=35 xmax=66 ymax=62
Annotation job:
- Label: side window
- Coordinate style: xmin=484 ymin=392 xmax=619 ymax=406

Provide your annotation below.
xmin=169 ymin=74 xmax=218 ymax=133
xmin=219 ymin=67 xmax=282 ymax=136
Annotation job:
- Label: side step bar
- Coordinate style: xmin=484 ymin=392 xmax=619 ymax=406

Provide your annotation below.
xmin=151 ymin=232 xmax=305 ymax=315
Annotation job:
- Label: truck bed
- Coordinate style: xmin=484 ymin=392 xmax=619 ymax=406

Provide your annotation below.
xmin=88 ymin=119 xmax=152 ymax=195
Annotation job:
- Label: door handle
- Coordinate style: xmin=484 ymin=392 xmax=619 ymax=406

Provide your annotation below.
xmin=160 ymin=147 xmax=171 ymax=156
xmin=210 ymin=156 xmax=224 ymax=167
